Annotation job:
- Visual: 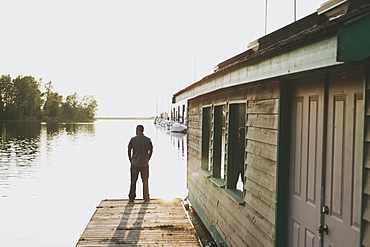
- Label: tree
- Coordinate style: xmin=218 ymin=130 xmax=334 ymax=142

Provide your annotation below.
xmin=42 ymin=81 xmax=63 ymax=120
xmin=12 ymin=76 xmax=42 ymax=119
xmin=0 ymin=75 xmax=13 ymax=120
xmin=81 ymin=95 xmax=98 ymax=120
xmin=62 ymin=93 xmax=98 ymax=121
xmin=63 ymin=92 xmax=80 ymax=120
xmin=0 ymin=74 xmax=98 ymax=121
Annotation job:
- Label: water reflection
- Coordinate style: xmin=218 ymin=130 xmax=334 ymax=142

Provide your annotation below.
xmin=170 ymin=132 xmax=186 ymax=158
xmin=0 ymin=121 xmax=41 ymax=142
xmin=0 ymin=120 xmax=187 ymax=247
xmin=154 ymin=126 xmax=187 ymax=160
xmin=44 ymin=122 xmax=95 ymax=137
xmin=0 ymin=137 xmax=39 ymax=165
xmin=0 ymin=122 xmax=95 ymax=197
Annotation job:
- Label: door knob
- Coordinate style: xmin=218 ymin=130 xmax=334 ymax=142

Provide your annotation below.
xmin=322 ymin=205 xmax=329 ymax=215
xmin=317 ymin=224 xmax=329 ymax=234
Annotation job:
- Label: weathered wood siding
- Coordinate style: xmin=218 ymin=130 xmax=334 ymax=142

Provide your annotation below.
xmin=187 ymin=80 xmax=279 ymax=247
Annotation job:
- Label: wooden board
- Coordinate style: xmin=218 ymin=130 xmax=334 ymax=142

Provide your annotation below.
xmin=76 ymin=199 xmax=200 ymax=247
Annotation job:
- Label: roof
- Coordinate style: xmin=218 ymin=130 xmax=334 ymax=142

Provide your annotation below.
xmin=173 ymin=0 xmax=370 ymax=100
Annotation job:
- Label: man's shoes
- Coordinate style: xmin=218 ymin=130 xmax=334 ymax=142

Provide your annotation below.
xmin=144 ymin=198 xmax=150 ymax=202
xmin=129 ymin=199 xmax=134 ymax=203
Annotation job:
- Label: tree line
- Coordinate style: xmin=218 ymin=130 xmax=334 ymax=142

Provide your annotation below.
xmin=0 ymin=75 xmax=98 ymax=122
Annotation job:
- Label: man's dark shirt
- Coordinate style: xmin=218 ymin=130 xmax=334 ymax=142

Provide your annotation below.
xmin=128 ymin=133 xmax=153 ymax=166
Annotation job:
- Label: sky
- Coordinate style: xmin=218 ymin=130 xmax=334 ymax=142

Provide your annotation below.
xmin=0 ymin=0 xmax=326 ymax=117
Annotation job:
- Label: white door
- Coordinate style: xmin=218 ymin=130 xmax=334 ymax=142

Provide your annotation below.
xmin=289 ymin=70 xmax=362 ymax=247
xmin=323 ymin=71 xmax=362 ymax=247
xmin=289 ymin=77 xmax=324 ymax=247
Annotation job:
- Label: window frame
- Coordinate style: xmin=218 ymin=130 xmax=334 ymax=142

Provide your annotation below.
xmin=201 ymin=106 xmax=212 ymax=171
xmin=226 ymin=102 xmax=246 ymax=193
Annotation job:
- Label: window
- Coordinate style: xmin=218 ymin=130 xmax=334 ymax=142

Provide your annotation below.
xmin=201 ymin=107 xmax=212 ymax=170
xmin=212 ymin=105 xmax=226 ymax=179
xmin=181 ymin=104 xmax=186 ymax=124
xmin=226 ymin=103 xmax=246 ymax=191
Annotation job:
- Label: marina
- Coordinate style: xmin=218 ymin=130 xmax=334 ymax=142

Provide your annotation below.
xmin=1 ymin=1 xmax=370 ymax=247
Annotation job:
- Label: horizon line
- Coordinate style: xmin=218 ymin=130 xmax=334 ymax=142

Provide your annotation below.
xmin=96 ymin=116 xmax=155 ymax=120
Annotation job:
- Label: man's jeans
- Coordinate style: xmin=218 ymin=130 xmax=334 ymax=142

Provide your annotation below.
xmin=129 ymin=165 xmax=149 ymax=201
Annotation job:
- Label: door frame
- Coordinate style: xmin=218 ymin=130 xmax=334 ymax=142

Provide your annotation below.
xmin=275 ymin=65 xmax=367 ymax=247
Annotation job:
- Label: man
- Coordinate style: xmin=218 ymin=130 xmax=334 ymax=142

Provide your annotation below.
xmin=127 ymin=124 xmax=153 ymax=202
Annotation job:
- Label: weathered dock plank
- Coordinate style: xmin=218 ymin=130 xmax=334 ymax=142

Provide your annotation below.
xmin=76 ymin=199 xmax=200 ymax=247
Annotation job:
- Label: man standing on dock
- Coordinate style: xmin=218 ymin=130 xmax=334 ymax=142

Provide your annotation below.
xmin=127 ymin=124 xmax=153 ymax=202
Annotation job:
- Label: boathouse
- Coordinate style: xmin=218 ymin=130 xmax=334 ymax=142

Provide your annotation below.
xmin=172 ymin=1 xmax=370 ymax=246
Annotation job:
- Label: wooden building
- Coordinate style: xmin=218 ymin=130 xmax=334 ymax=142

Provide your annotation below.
xmin=172 ymin=1 xmax=370 ymax=246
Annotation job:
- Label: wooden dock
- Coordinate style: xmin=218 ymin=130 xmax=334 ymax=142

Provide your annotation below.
xmin=76 ymin=199 xmax=200 ymax=247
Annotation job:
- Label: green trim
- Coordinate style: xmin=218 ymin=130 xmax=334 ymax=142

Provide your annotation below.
xmin=224 ymin=189 xmax=245 ymax=205
xmin=226 ymin=103 xmax=246 ymax=189
xmin=201 ymin=107 xmax=211 ymax=170
xmin=174 ymin=35 xmax=339 ymax=103
xmin=274 ymin=80 xmax=292 ymax=247
xmin=199 ymin=169 xmax=212 ymax=178
xmin=338 ymin=15 xmax=370 ymax=62
xmin=188 ymin=194 xmax=227 ymax=247
xmin=213 ymin=105 xmax=224 ymax=178
xmin=210 ymin=177 xmax=225 ymax=188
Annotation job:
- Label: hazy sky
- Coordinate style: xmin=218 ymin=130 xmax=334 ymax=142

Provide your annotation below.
xmin=1 ymin=0 xmax=325 ymax=117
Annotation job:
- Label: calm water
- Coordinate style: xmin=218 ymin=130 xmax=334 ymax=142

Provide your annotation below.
xmin=0 ymin=120 xmax=187 ymax=247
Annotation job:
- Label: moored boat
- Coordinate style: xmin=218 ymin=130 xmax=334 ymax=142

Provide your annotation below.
xmin=170 ymin=123 xmax=187 ymax=133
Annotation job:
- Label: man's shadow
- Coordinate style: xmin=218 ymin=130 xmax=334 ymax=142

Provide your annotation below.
xmin=108 ymin=201 xmax=148 ymax=246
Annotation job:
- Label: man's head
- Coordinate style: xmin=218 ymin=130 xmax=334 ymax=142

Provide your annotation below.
xmin=136 ymin=125 xmax=144 ymax=134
